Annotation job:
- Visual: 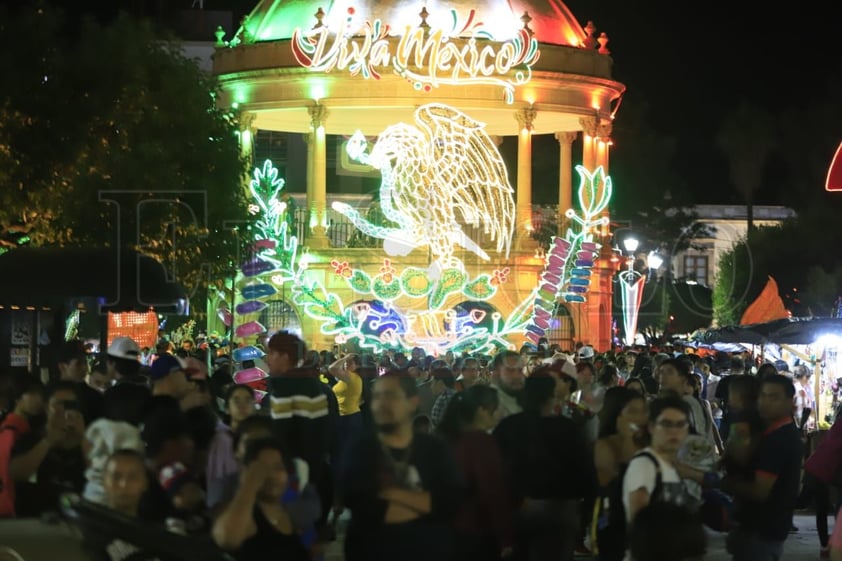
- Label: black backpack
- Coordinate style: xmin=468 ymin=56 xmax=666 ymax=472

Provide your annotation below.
xmin=592 ymin=451 xmax=663 ymax=558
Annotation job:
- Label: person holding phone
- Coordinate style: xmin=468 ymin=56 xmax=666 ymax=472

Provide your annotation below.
xmin=9 ymin=380 xmax=87 ymax=516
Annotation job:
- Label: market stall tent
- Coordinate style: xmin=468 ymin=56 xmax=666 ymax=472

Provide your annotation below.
xmin=693 ymin=317 xmax=842 ymax=346
xmin=693 ymin=316 xmax=842 ymax=427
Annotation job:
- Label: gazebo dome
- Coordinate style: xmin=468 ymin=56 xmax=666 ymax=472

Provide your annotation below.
xmin=215 ymin=0 xmax=623 ymax=135
xmin=238 ymin=0 xmax=588 ymax=47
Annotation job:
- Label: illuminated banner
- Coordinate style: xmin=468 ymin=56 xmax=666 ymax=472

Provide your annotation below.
xmin=827 ymin=141 xmax=842 ymax=192
xmin=291 ymin=8 xmax=540 ymax=103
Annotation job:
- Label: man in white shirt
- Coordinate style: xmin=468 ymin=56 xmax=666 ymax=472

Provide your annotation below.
xmin=623 ymin=395 xmax=692 ymax=525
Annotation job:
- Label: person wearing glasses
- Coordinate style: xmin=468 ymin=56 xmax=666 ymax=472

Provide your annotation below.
xmin=456 ymin=357 xmax=483 ymax=391
xmin=622 ymin=395 xmax=693 ymax=526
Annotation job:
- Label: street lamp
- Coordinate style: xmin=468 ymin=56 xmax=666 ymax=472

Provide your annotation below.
xmin=618 ymin=239 xmax=663 ymax=346
xmin=623 ymin=236 xmax=639 ymax=255
xmin=647 ymin=251 xmax=664 ymax=272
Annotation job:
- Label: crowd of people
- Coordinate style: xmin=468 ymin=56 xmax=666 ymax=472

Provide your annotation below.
xmin=0 ymin=332 xmax=836 ymax=561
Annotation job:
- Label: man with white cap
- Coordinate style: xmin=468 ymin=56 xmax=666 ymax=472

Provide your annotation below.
xmin=106 ymin=336 xmax=143 ymax=385
xmin=578 ymin=345 xmax=596 ymax=363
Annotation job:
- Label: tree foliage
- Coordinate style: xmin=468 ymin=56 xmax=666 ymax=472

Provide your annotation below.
xmin=0 ymin=4 xmax=249 ymax=295
xmin=714 ymin=205 xmax=842 ymax=325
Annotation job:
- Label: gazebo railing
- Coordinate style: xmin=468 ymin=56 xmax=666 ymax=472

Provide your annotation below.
xmin=287 ymin=205 xmax=576 ymax=250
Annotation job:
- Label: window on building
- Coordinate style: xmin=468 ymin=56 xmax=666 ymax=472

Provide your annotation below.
xmin=259 ymin=300 xmax=302 ymax=338
xmin=684 ymin=255 xmax=709 ymax=285
xmin=544 ymin=303 xmax=575 ymax=350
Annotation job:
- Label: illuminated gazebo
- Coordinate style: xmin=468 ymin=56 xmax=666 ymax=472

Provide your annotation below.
xmin=210 ymin=0 xmax=625 ymax=358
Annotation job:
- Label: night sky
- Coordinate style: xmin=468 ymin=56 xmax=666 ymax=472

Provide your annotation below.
xmin=564 ymin=0 xmax=842 ymax=206
xmin=9 ymin=0 xmax=842 ymax=207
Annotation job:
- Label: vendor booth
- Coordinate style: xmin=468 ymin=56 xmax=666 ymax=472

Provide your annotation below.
xmin=693 ymin=317 xmax=842 ymax=428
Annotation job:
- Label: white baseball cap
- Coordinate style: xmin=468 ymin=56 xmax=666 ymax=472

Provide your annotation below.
xmin=578 ymin=345 xmax=595 ymax=360
xmin=547 ymin=353 xmax=578 ymax=378
xmin=107 ymin=336 xmax=141 ymax=361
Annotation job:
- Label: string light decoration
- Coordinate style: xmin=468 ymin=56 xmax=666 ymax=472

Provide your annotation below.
xmin=229 ymin=160 xmax=341 ymax=391
xmin=618 ymin=269 xmax=645 ymax=346
xmin=108 ymin=311 xmax=158 ymax=349
xmin=291 ymin=8 xmax=541 ymax=103
xmin=226 ymin=154 xmax=532 ymax=355
xmin=227 ymin=134 xmax=612 ymax=354
xmin=248 ymin=160 xmax=291 ymax=269
xmin=239 ymin=160 xmax=343 ymax=326
xmin=559 ymin=165 xmax=611 ymax=302
xmin=326 ymin=256 xmax=532 ymax=353
xmin=522 ymin=165 xmax=612 ymax=341
xmin=523 ymin=237 xmax=572 ymax=344
xmin=333 ymin=103 xmax=516 ymax=270
xmin=827 ymin=141 xmax=842 ymax=191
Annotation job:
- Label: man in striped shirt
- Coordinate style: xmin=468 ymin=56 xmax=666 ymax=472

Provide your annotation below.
xmin=264 ymin=332 xmax=330 ymax=491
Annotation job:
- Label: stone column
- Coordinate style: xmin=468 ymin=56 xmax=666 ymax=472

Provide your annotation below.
xmin=238 ymin=112 xmax=257 ymax=189
xmin=515 ymin=107 xmax=537 ymax=236
xmin=579 ymin=116 xmax=598 ymax=173
xmin=594 ymin=121 xmax=615 ymax=352
xmin=596 ymin=121 xmax=613 ymax=235
xmin=554 ymin=131 xmax=578 ymax=213
xmin=307 ymin=104 xmax=329 ymax=248
xmin=596 ymin=121 xmax=612 ymax=176
xmin=238 ymin=112 xmax=256 ymax=160
xmin=578 ymin=117 xmax=613 ymax=352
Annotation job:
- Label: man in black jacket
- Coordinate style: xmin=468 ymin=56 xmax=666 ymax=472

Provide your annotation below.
xmin=340 ymin=372 xmax=462 ymax=561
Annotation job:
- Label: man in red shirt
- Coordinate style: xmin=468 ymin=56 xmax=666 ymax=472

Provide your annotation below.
xmin=722 ymin=374 xmax=803 ymax=561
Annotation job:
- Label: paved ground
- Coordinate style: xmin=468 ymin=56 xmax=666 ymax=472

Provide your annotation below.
xmin=0 ymin=513 xmax=830 ymax=560
xmin=707 ymin=513 xmax=827 ymax=560
xmin=324 ymin=513 xmax=831 ymax=561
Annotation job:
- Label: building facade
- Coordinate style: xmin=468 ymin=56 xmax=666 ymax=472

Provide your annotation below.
xmin=671 ymin=204 xmax=796 ymax=287
xmin=205 ymin=0 xmax=626 ymax=356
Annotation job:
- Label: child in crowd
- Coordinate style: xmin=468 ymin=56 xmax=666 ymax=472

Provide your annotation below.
xmin=84 ymin=384 xmax=149 ymax=504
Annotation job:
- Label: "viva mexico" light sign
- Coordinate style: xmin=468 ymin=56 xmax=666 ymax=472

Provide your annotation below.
xmin=291 ymin=8 xmax=540 ymax=103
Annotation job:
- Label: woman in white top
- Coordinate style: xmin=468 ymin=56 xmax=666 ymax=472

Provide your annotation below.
xmin=623 ymin=395 xmax=693 ymax=525
xmin=793 ymin=364 xmax=816 ymax=431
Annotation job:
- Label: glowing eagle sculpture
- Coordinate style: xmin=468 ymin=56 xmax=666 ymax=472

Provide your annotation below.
xmin=332 ymin=104 xmax=516 ymax=269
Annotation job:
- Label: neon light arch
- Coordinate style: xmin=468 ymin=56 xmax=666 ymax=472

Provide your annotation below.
xmin=826 ymin=141 xmax=842 ymax=192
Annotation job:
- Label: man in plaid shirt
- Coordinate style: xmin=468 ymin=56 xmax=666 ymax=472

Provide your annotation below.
xmin=429 ymin=367 xmax=458 ymax=428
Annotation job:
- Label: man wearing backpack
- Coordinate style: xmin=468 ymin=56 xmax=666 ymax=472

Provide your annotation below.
xmin=622 ymin=395 xmax=693 ymax=526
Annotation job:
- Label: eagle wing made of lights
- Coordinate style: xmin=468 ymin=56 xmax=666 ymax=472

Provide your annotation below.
xmin=334 ymin=103 xmax=516 ymax=267
xmin=415 ymin=104 xmax=516 ymax=259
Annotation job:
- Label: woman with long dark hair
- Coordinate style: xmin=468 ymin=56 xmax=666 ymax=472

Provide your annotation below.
xmin=592 ymin=387 xmax=648 ymax=561
xmin=437 ymin=385 xmax=512 ymax=561
xmin=207 ymin=384 xmax=256 ymax=511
